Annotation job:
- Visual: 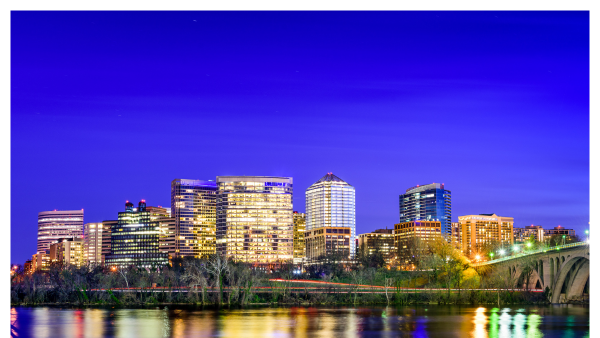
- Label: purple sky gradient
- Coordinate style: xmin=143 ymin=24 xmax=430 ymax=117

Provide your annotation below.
xmin=11 ymin=11 xmax=589 ymax=264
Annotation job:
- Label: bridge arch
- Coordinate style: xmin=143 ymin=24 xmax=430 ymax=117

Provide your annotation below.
xmin=551 ymin=256 xmax=589 ymax=303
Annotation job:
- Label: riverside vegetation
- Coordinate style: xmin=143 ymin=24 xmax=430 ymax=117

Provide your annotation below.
xmin=11 ymin=238 xmax=551 ymax=307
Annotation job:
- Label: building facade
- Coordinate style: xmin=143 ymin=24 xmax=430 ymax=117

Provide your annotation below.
xmin=84 ymin=223 xmax=104 ymax=265
xmin=37 ymin=210 xmax=84 ymax=254
xmin=306 ymin=173 xmax=356 ymax=257
xmin=513 ymin=225 xmax=544 ymax=244
xmin=50 ymin=238 xmax=85 ymax=268
xmin=216 ymin=176 xmax=294 ymax=263
xmin=31 ymin=251 xmax=51 ymax=272
xmin=104 ymin=201 xmax=169 ymax=268
xmin=399 ymin=183 xmax=451 ymax=238
xmin=394 ymin=221 xmax=442 ymax=268
xmin=101 ymin=220 xmax=117 ymax=259
xmin=292 ymin=211 xmax=306 ymax=263
xmin=305 ymin=226 xmax=351 ymax=260
xmin=357 ymin=228 xmax=396 ymax=265
xmin=544 ymin=226 xmax=576 ymax=239
xmin=171 ymin=179 xmax=217 ymax=258
xmin=451 ymin=222 xmax=462 ymax=249
xmin=458 ymin=213 xmax=514 ymax=256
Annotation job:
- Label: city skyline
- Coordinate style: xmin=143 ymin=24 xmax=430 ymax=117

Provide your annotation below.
xmin=11 ymin=11 xmax=589 ymax=264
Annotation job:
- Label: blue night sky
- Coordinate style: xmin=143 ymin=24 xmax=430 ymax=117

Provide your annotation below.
xmin=11 ymin=11 xmax=589 ymax=264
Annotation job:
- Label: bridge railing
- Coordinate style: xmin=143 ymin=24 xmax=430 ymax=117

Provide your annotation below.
xmin=473 ymin=241 xmax=588 ymax=267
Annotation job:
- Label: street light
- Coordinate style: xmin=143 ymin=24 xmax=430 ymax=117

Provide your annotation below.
xmin=499 ymin=249 xmax=505 ymax=256
xmin=586 ymin=230 xmax=589 ymax=242
xmin=526 ymin=242 xmax=532 ymax=248
xmin=562 ymin=235 xmax=566 ymax=246
xmin=475 ymin=255 xmax=481 ymax=261
xmin=489 ymin=252 xmax=495 ymax=259
xmin=513 ymin=245 xmax=519 ymax=252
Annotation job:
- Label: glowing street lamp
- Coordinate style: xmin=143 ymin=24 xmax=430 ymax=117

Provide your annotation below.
xmin=513 ymin=245 xmax=519 ymax=252
xmin=499 ymin=249 xmax=505 ymax=256
xmin=489 ymin=252 xmax=495 ymax=259
xmin=585 ymin=230 xmax=589 ymax=242
xmin=475 ymin=255 xmax=481 ymax=261
xmin=526 ymin=242 xmax=532 ymax=248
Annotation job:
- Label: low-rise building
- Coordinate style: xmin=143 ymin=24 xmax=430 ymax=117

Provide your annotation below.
xmin=305 ymin=226 xmax=351 ymax=260
xmin=24 ymin=260 xmax=33 ymax=274
xmin=394 ymin=221 xmax=442 ymax=268
xmin=50 ymin=238 xmax=85 ymax=268
xmin=357 ymin=228 xmax=396 ymax=265
xmin=544 ymin=226 xmax=576 ymax=239
xmin=513 ymin=225 xmax=544 ymax=244
xmin=31 ymin=250 xmax=51 ymax=272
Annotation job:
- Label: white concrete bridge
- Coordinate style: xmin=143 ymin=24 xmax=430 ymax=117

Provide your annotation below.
xmin=473 ymin=242 xmax=589 ymax=304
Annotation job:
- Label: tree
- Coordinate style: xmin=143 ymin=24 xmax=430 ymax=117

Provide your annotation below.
xmin=202 ymin=253 xmax=230 ymax=304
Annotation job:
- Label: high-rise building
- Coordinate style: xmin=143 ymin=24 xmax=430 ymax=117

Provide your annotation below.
xmin=305 ymin=227 xmax=352 ymax=260
xmin=306 ymin=173 xmax=356 ymax=257
xmin=399 ymin=183 xmax=451 ymax=237
xmin=216 ymin=176 xmax=293 ymax=263
xmin=50 ymin=238 xmax=85 ymax=268
xmin=395 ymin=221 xmax=442 ymax=268
xmin=458 ymin=213 xmax=514 ymax=256
xmin=104 ymin=200 xmax=169 ymax=268
xmin=171 ymin=179 xmax=218 ymax=258
xmin=146 ymin=206 xmax=177 ymax=262
xmin=292 ymin=211 xmax=306 ymax=263
xmin=513 ymin=225 xmax=544 ymax=244
xmin=357 ymin=228 xmax=396 ymax=265
xmin=37 ymin=210 xmax=84 ymax=254
xmin=101 ymin=220 xmax=116 ymax=259
xmin=84 ymin=223 xmax=104 ymax=265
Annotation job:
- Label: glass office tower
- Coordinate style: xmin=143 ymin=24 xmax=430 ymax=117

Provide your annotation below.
xmin=104 ymin=200 xmax=169 ymax=268
xmin=216 ymin=176 xmax=293 ymax=264
xmin=399 ymin=183 xmax=451 ymax=237
xmin=171 ymin=179 xmax=217 ymax=258
xmin=306 ymin=173 xmax=356 ymax=258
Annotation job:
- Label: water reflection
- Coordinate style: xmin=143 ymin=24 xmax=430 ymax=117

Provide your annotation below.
xmin=10 ymin=305 xmax=588 ymax=338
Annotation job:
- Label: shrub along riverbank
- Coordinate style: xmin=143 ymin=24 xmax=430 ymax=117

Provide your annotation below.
xmin=11 ymin=246 xmax=553 ymax=307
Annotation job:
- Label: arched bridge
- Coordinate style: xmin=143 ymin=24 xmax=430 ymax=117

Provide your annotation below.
xmin=473 ymin=242 xmax=589 ymax=304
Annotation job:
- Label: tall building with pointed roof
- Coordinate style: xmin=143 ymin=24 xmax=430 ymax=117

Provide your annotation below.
xmin=306 ymin=173 xmax=356 ymax=258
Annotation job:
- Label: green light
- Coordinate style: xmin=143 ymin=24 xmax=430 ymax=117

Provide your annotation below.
xmin=527 ymin=242 xmax=532 ymax=248
xmin=513 ymin=246 xmax=519 ymax=251
xmin=490 ymin=253 xmax=494 ymax=257
xmin=563 ymin=235 xmax=566 ymax=238
xmin=585 ymin=230 xmax=589 ymax=234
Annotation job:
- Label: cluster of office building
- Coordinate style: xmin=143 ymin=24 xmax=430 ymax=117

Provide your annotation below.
xmin=24 ymin=176 xmax=578 ymax=273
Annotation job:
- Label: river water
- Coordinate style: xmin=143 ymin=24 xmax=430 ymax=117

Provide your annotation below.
xmin=10 ymin=305 xmax=589 ymax=338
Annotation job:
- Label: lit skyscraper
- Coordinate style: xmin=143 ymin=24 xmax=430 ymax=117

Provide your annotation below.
xmin=104 ymin=200 xmax=169 ymax=268
xmin=306 ymin=173 xmax=356 ymax=257
xmin=83 ymin=223 xmax=103 ymax=265
xmin=399 ymin=183 xmax=451 ymax=237
xmin=171 ymin=179 xmax=217 ymax=258
xmin=292 ymin=211 xmax=306 ymax=263
xmin=37 ymin=210 xmax=84 ymax=254
xmin=216 ymin=176 xmax=293 ymax=263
